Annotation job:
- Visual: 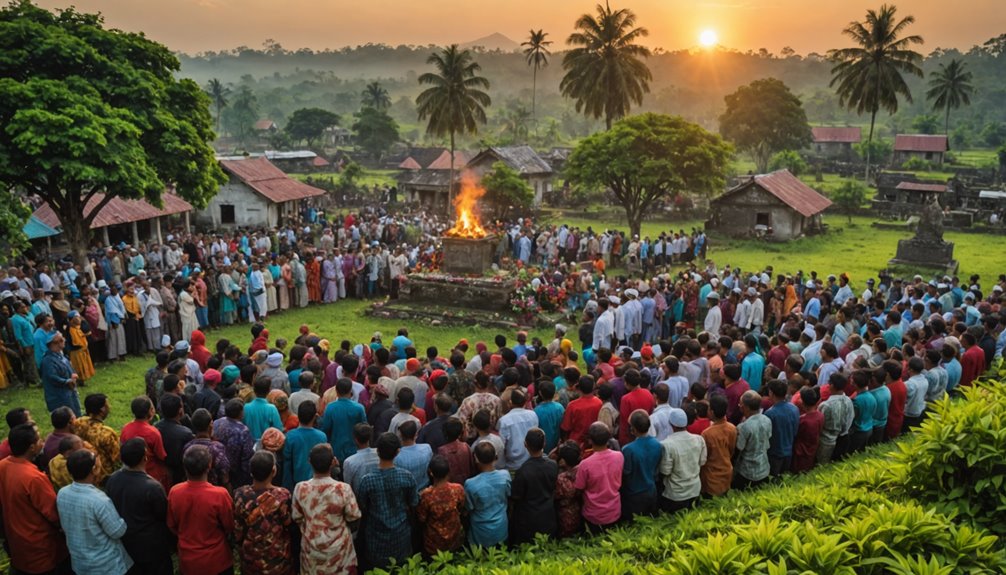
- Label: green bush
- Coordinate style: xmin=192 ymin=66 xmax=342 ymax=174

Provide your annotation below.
xmin=886 ymin=380 xmax=1006 ymax=536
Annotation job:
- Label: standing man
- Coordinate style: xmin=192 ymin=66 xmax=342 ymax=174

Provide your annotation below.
xmin=657 ymin=408 xmax=707 ymax=512
xmin=510 ymin=428 xmax=558 ymax=543
xmin=497 ymin=389 xmax=539 ymax=471
xmin=167 ymin=445 xmax=234 ymax=575
xmin=733 ymin=391 xmax=772 ymax=490
xmin=764 ymin=379 xmax=800 ymax=477
xmin=57 ymin=449 xmax=133 ymax=575
xmin=356 ymin=433 xmax=418 ymax=571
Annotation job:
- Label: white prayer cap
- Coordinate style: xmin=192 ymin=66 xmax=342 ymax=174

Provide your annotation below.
xmin=625 ymin=288 xmax=639 ymax=298
xmin=937 ymin=283 xmax=948 ymax=290
xmin=608 ymin=296 xmax=620 ymax=305
xmin=964 ymin=292 xmax=975 ymax=301
xmin=710 ymin=278 xmax=719 ymax=287
xmin=707 ymin=291 xmax=720 ymax=300
xmin=805 ymin=280 xmax=816 ymax=289
xmin=161 ymin=334 xmax=171 ymax=347
xmin=747 ymin=287 xmax=757 ymax=296
xmin=803 ymin=324 xmax=816 ymax=338
xmin=760 ymin=273 xmax=770 ymax=285
xmin=732 ymin=287 xmax=742 ymax=295
xmin=994 ymin=285 xmax=1003 ymax=292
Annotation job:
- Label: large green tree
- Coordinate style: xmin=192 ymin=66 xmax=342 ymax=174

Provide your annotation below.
xmin=415 ymin=44 xmax=491 ymax=212
xmin=560 ymin=3 xmax=652 ymax=130
xmin=361 ymin=81 xmax=391 ymax=111
xmin=352 ymin=106 xmax=399 ymax=160
xmin=566 ymin=113 xmax=732 ymax=238
xmin=481 ymin=161 xmax=534 ymax=218
xmin=521 ymin=29 xmax=552 ymax=135
xmin=0 ymin=1 xmax=225 ymax=264
xmin=205 ymin=78 xmax=229 ymax=135
xmin=926 ymin=58 xmax=975 ymax=135
xmin=719 ymin=78 xmax=813 ymax=173
xmin=829 ymin=4 xmax=924 ymax=178
xmin=222 ymin=86 xmax=259 ymax=148
xmin=285 ymin=107 xmax=340 ymax=149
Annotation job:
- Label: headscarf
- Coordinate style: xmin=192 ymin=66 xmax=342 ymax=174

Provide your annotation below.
xmin=221 ymin=364 xmax=240 ymax=386
xmin=260 ymin=427 xmax=286 ymax=452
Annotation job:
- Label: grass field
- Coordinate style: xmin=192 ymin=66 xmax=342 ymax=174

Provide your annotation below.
xmin=289 ymin=168 xmax=398 ymax=189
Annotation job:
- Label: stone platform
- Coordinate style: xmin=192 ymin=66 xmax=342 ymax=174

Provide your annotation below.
xmin=888 ymin=238 xmax=958 ymax=274
xmin=441 ymin=236 xmax=497 ymax=276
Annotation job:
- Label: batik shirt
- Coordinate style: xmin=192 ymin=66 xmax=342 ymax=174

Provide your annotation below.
xmin=183 ymin=438 xmax=231 ymax=488
xmin=212 ymin=417 xmax=254 ymax=487
xmin=233 ymin=486 xmax=294 ymax=575
xmin=416 ymin=482 xmax=466 ymax=554
xmin=73 ymin=416 xmax=119 ymax=483
xmin=292 ymin=477 xmax=361 ymax=575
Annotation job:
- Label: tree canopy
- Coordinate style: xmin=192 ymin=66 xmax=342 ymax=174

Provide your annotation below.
xmin=352 ymin=106 xmax=399 ymax=159
xmin=0 ymin=0 xmax=225 ymax=263
xmin=481 ymin=161 xmax=534 ymax=217
xmin=561 ymin=3 xmax=652 ymax=130
xmin=361 ymin=81 xmax=391 ymax=111
xmin=284 ymin=107 xmax=339 ymax=148
xmin=222 ymin=86 xmax=258 ymax=147
xmin=566 ymin=113 xmax=732 ymax=238
xmin=926 ymin=58 xmax=974 ymax=135
xmin=719 ymin=77 xmax=813 ymax=173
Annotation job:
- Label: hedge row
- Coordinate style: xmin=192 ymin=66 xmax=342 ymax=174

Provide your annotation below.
xmin=382 ymin=380 xmax=1006 ymax=575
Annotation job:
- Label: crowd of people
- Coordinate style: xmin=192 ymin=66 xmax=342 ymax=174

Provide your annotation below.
xmin=1 ymin=206 xmax=1005 ymax=575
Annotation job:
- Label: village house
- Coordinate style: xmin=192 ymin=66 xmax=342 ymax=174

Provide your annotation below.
xmin=810 ymin=127 xmax=861 ymax=160
xmin=706 ymin=169 xmax=832 ymax=241
xmin=33 ymin=193 xmax=194 ymax=247
xmin=196 ymin=157 xmax=325 ymax=228
xmin=396 ymin=149 xmax=473 ymax=206
xmin=465 ymin=146 xmax=554 ymax=205
xmin=893 ymin=134 xmax=949 ymax=166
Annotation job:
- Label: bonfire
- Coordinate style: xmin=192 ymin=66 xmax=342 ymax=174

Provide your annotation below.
xmin=444 ymin=174 xmax=488 ymax=239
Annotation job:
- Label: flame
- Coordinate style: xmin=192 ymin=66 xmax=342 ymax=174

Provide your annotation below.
xmin=445 ymin=173 xmax=488 ymax=239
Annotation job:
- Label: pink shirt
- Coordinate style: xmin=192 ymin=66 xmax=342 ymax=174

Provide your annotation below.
xmin=573 ymin=448 xmax=623 ymax=526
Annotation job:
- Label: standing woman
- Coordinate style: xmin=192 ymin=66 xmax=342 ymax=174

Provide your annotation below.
xmin=306 ymin=253 xmax=321 ymax=304
xmin=121 ymin=283 xmax=146 ymax=355
xmin=41 ymin=331 xmax=80 ymax=415
xmin=278 ymin=256 xmax=292 ymax=311
xmin=263 ymin=260 xmax=278 ymax=315
xmin=179 ymin=282 xmax=199 ymax=343
xmin=81 ymin=286 xmax=107 ymax=365
xmin=219 ymin=265 xmax=238 ymax=326
xmin=66 ymin=310 xmax=95 ymax=386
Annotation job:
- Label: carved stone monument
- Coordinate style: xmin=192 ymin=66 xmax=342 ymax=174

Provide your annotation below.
xmin=440 ymin=236 xmax=497 ymax=276
xmin=888 ymin=194 xmax=958 ymax=273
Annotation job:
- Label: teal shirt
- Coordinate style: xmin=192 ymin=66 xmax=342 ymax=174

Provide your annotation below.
xmin=533 ymin=401 xmax=565 ymax=453
xmin=465 ymin=470 xmax=512 ymax=548
xmin=282 ymin=426 xmax=328 ymax=489
xmin=320 ymin=398 xmax=367 ymax=464
xmin=852 ymin=390 xmax=877 ymax=433
xmin=243 ymin=397 xmax=283 ymax=441
xmin=870 ymin=386 xmax=891 ymax=429
xmin=741 ymin=353 xmax=766 ymax=393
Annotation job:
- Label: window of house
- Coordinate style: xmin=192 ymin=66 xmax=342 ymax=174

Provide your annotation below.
xmin=926 ymin=152 xmax=934 ymax=161
xmin=756 ymin=212 xmax=771 ymax=227
xmin=220 ymin=204 xmax=235 ymax=224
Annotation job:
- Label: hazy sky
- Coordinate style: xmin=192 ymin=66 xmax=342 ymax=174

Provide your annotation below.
xmin=34 ymin=0 xmax=1006 ymax=55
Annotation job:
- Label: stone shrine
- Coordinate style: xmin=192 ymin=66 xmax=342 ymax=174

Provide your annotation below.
xmin=889 ymin=194 xmax=958 ymax=273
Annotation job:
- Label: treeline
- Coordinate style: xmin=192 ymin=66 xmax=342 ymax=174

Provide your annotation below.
xmin=181 ymin=34 xmax=1006 ymax=148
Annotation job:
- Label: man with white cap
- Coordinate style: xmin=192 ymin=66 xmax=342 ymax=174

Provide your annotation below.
xmin=592 ymin=298 xmax=616 ymax=353
xmin=621 ymin=289 xmax=643 ymax=349
xmin=261 ymin=352 xmax=290 ymax=394
xmin=803 ymin=281 xmax=821 ymax=321
xmin=746 ymin=287 xmax=764 ymax=336
xmin=703 ymin=291 xmax=722 ymax=336
xmin=732 ymin=288 xmax=750 ymax=334
xmin=657 ymin=407 xmax=706 ymax=513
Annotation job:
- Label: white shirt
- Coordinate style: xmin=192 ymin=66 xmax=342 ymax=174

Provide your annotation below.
xmin=593 ymin=309 xmax=615 ymax=351
xmin=497 ymin=407 xmax=539 ymax=471
xmin=704 ymin=305 xmax=722 ymax=335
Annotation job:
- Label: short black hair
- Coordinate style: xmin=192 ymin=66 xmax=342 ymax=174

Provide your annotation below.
xmin=191 ymin=408 xmax=212 ymax=433
xmin=709 ymin=394 xmax=728 ymax=419
xmin=182 ymin=444 xmax=212 ymax=478
xmin=577 ymin=375 xmax=595 ymax=395
xmin=444 ymin=417 xmax=463 ymax=441
xmin=50 ymin=406 xmax=73 ymax=430
xmin=120 ymin=437 xmax=147 ymax=467
xmin=588 ymin=422 xmax=611 ymax=446
xmin=159 ymin=393 xmax=183 ymax=419
xmin=131 ymin=396 xmax=153 ymax=419
xmin=309 ymin=443 xmax=334 ymax=473
xmin=473 ymin=409 xmax=492 ymax=431
xmin=4 ymin=408 xmax=29 ymax=430
xmin=353 ymin=422 xmax=373 ymax=445
xmin=537 ymin=380 xmax=556 ymax=401
xmin=250 ymin=450 xmax=276 ymax=482
xmin=557 ymin=441 xmax=581 ymax=467
xmin=66 ymin=449 xmax=97 ymax=481
xmin=336 ymin=377 xmax=353 ymax=396
xmin=224 ymin=398 xmax=245 ymax=419
xmin=398 ymin=419 xmax=419 ymax=440
xmin=524 ymin=428 xmax=546 ymax=452
xmin=629 ymin=410 xmax=650 ymax=434
xmin=297 ymin=400 xmax=317 ymax=423
xmin=767 ymin=379 xmax=788 ymax=399
xmin=84 ymin=393 xmax=107 ymax=416
xmin=397 ymin=387 xmax=415 ymax=410
xmin=428 ymin=455 xmax=450 ymax=480
xmin=8 ymin=424 xmax=38 ymax=456
xmin=376 ymin=432 xmax=401 ymax=460
xmin=253 ymin=376 xmax=271 ymax=397
xmin=473 ymin=441 xmax=496 ymax=465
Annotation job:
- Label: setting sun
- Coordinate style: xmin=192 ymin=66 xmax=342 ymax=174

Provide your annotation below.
xmin=699 ymin=29 xmax=718 ymax=47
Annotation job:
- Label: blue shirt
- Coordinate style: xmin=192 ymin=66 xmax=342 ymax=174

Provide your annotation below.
xmin=804 ymin=297 xmax=821 ymax=320
xmin=464 ymin=470 xmax=512 ymax=547
xmin=621 ymin=435 xmax=662 ymax=496
xmin=11 ymin=313 xmax=34 ymax=347
xmin=357 ymin=467 xmax=418 ymax=565
xmin=56 ymin=482 xmax=132 ymax=575
xmin=394 ymin=443 xmax=433 ymax=494
xmin=764 ymin=401 xmax=800 ymax=458
xmin=33 ymin=327 xmax=54 ymax=368
xmin=320 ymin=398 xmax=367 ymax=464
xmin=943 ymin=358 xmax=962 ymax=392
xmin=533 ymin=401 xmax=565 ymax=453
xmin=343 ymin=447 xmax=380 ymax=495
xmin=242 ymin=397 xmax=282 ymax=441
xmin=741 ymin=353 xmax=765 ymax=393
xmin=282 ymin=426 xmax=328 ymax=490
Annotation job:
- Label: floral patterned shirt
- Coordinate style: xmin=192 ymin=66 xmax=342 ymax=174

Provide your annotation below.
xmin=292 ymin=477 xmax=361 ymax=575
xmin=233 ymin=485 xmax=294 ymax=575
xmin=416 ymin=482 xmax=466 ymax=554
xmin=457 ymin=392 xmax=502 ymax=441
xmin=554 ymin=467 xmax=582 ymax=538
xmin=73 ymin=416 xmax=119 ymax=483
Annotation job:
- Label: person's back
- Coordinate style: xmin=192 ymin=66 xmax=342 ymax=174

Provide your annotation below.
xmin=700 ymin=396 xmax=737 ymax=497
xmin=233 ymin=451 xmax=293 ymax=575
xmin=533 ymin=392 xmax=565 ymax=453
xmin=735 ymin=392 xmax=772 ymax=488
xmin=465 ymin=442 xmax=513 ymax=547
xmin=357 ymin=433 xmax=418 ymax=570
xmin=573 ymin=423 xmax=624 ymax=530
xmin=658 ymin=411 xmax=707 ymax=512
xmin=167 ymin=445 xmax=234 ymax=575
xmin=416 ymin=456 xmax=466 ymax=555
xmin=763 ymin=380 xmax=800 ymax=476
xmin=292 ymin=443 xmax=362 ymax=575
xmin=283 ymin=401 xmax=330 ymax=490
xmin=510 ymin=429 xmax=558 ymax=543
xmin=620 ymin=411 xmax=663 ymax=520
xmin=497 ymin=391 xmax=538 ymax=470
xmin=321 ymin=379 xmax=368 ymax=463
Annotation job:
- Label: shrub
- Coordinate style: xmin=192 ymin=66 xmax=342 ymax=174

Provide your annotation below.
xmin=768 ymin=150 xmax=808 ymax=176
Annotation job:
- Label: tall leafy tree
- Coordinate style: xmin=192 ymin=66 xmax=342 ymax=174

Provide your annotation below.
xmin=205 ymin=78 xmax=230 ymax=135
xmin=353 ymin=106 xmax=400 ymax=160
xmin=926 ymin=59 xmax=975 ymax=135
xmin=521 ymin=29 xmax=552 ymax=135
xmin=482 ymin=161 xmax=534 ymax=218
xmin=415 ymin=44 xmax=492 ymax=211
xmin=284 ymin=107 xmax=340 ymax=148
xmin=361 ymin=81 xmax=392 ymax=111
xmin=560 ymin=3 xmax=652 ymax=130
xmin=829 ymin=3 xmax=924 ymax=178
xmin=719 ymin=78 xmax=813 ymax=173
xmin=499 ymin=105 xmax=531 ymax=145
xmin=566 ymin=113 xmax=732 ymax=239
xmin=222 ymin=86 xmax=259 ymax=148
xmin=0 ymin=1 xmax=226 ymax=264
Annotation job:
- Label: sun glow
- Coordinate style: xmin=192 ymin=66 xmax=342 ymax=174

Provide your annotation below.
xmin=699 ymin=29 xmax=718 ymax=47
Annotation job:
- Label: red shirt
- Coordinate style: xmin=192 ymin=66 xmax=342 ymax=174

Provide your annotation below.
xmin=560 ymin=395 xmax=602 ymax=447
xmin=885 ymin=379 xmax=907 ymax=440
xmin=121 ymin=420 xmax=170 ymax=490
xmin=0 ymin=457 xmax=69 ymax=573
xmin=724 ymin=379 xmax=751 ymax=425
xmin=167 ymin=480 xmax=234 ymax=575
xmin=0 ymin=439 xmax=10 ymax=461
xmin=960 ymin=346 xmax=985 ymax=388
xmin=767 ymin=345 xmax=789 ymax=371
xmin=792 ymin=410 xmax=824 ymax=473
xmin=618 ymin=387 xmax=655 ymax=444
xmin=687 ymin=417 xmax=712 ymax=435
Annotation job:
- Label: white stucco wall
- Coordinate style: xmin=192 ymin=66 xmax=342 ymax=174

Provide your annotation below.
xmin=195 ymin=181 xmax=275 ymax=228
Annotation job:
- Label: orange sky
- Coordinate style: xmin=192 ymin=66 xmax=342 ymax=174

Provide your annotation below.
xmin=34 ymin=0 xmax=1006 ymax=55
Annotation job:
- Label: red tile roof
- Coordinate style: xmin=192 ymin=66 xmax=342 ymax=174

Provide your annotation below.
xmin=219 ymin=157 xmax=325 ymax=203
xmin=253 ymin=120 xmax=277 ymax=131
xmin=311 ymin=156 xmax=330 ymax=167
xmin=896 ymin=181 xmax=947 ymax=193
xmin=716 ymin=170 xmax=831 ymax=218
xmin=397 ymin=157 xmax=423 ymax=170
xmin=812 ymin=127 xmax=861 ymax=143
xmin=894 ymin=135 xmax=948 ymax=153
xmin=427 ymin=150 xmax=472 ymax=170
xmin=34 ymin=193 xmax=193 ymax=230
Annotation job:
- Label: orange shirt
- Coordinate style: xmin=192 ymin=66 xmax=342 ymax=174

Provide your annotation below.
xmin=0 ymin=457 xmax=69 ymax=573
xmin=700 ymin=420 xmax=737 ymax=496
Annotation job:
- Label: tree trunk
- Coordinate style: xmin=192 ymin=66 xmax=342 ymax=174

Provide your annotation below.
xmin=531 ymin=66 xmax=538 ymax=140
xmin=866 ymin=108 xmax=877 ymax=182
xmin=447 ymin=131 xmax=456 ymax=219
xmin=624 ymin=203 xmax=642 ymax=241
xmin=60 ymin=204 xmax=92 ymax=268
xmin=945 ymin=107 xmax=951 ymax=136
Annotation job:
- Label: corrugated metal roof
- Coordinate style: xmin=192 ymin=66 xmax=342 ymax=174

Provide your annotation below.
xmin=22 ymin=214 xmax=60 ymax=239
xmin=397 ymin=169 xmax=454 ymax=188
xmin=894 ymin=134 xmax=948 ymax=152
xmin=469 ymin=146 xmax=553 ymax=175
xmin=310 ymin=156 xmax=330 ymax=167
xmin=896 ymin=181 xmax=947 ymax=193
xmin=33 ymin=192 xmax=193 ymax=230
xmin=219 ymin=157 xmax=325 ymax=203
xmin=264 ymin=150 xmax=317 ymax=160
xmin=714 ymin=170 xmax=832 ymax=218
xmin=812 ymin=127 xmax=861 ymax=143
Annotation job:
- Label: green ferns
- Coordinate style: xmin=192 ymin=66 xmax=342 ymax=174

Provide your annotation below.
xmin=381 ymin=380 xmax=1006 ymax=575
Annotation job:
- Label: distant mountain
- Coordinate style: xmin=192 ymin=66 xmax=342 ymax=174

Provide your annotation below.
xmin=461 ymin=32 xmax=519 ymax=52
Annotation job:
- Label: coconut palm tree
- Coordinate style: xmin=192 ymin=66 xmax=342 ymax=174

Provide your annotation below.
xmin=205 ymin=78 xmax=230 ymax=135
xmin=829 ymin=4 xmax=923 ymax=179
xmin=499 ymin=105 xmax=532 ymax=144
xmin=926 ymin=59 xmax=975 ymax=135
xmin=521 ymin=29 xmax=552 ymax=136
xmin=416 ymin=45 xmax=492 ymax=213
xmin=560 ymin=3 xmax=652 ymax=130
xmin=361 ymin=81 xmax=392 ymax=111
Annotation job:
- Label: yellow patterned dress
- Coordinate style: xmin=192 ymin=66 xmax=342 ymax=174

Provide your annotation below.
xmin=68 ymin=325 xmax=95 ymax=382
